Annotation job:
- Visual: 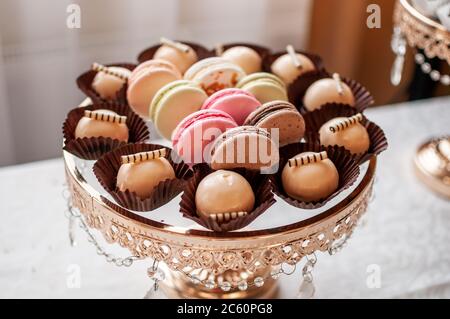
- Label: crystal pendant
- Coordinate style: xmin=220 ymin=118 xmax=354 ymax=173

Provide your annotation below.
xmin=296 ymin=279 xmax=315 ymax=299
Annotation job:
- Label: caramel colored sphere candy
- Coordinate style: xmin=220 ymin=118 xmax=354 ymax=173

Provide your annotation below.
xmin=195 ymin=170 xmax=255 ymax=219
xmin=282 ymin=152 xmax=339 ymax=202
xmin=319 ymin=117 xmax=370 ymax=154
xmin=116 ymin=157 xmax=175 ymax=199
xmin=154 ymin=44 xmax=198 ymax=74
xmin=75 ymin=110 xmax=129 ymax=142
xmin=304 ymin=78 xmax=355 ymax=111
xmin=271 ymin=53 xmax=315 ymax=85
xmin=222 ymin=46 xmax=262 ymax=74
xmin=92 ymin=67 xmax=131 ymax=100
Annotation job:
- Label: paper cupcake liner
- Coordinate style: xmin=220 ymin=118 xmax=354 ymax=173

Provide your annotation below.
xmin=211 ymin=42 xmax=272 ymax=61
xmin=179 ymin=164 xmax=276 ymax=232
xmin=93 ymin=143 xmax=193 ymax=212
xmin=76 ymin=63 xmax=136 ymax=105
xmin=295 ymin=72 xmax=374 ymax=114
xmin=62 ymin=102 xmax=150 ymax=160
xmin=303 ymin=104 xmax=388 ymax=164
xmin=137 ymin=41 xmax=213 ymax=64
xmin=271 ymin=142 xmax=360 ymax=209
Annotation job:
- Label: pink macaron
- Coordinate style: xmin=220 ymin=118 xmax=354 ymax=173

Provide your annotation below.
xmin=201 ymin=88 xmax=261 ymax=125
xmin=172 ymin=109 xmax=238 ymax=165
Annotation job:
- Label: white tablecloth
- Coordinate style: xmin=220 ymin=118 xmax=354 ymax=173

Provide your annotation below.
xmin=1 ymin=96 xmax=449 ymax=299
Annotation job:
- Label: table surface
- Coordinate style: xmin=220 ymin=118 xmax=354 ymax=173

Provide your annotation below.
xmin=1 ymin=96 xmax=449 ymax=299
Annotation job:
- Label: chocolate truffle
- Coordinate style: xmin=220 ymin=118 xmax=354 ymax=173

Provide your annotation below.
xmin=303 ymin=73 xmax=355 ymax=111
xmin=195 ymin=170 xmax=255 ymax=222
xmin=154 ymin=38 xmax=198 ymax=74
xmin=221 ymin=46 xmax=262 ymax=74
xmin=116 ymin=149 xmax=175 ymax=199
xmin=91 ymin=64 xmax=131 ymax=100
xmin=282 ymin=151 xmax=339 ymax=202
xmin=75 ymin=109 xmax=129 ymax=142
xmin=271 ymin=45 xmax=315 ymax=85
xmin=319 ymin=114 xmax=370 ymax=155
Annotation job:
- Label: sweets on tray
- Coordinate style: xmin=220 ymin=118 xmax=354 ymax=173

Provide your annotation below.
xmin=195 ymin=170 xmax=255 ymax=222
xmin=237 ymin=72 xmax=288 ymax=104
xmin=244 ymin=101 xmax=305 ymax=147
xmin=281 ymin=151 xmax=339 ymax=202
xmin=154 ymin=37 xmax=199 ymax=74
xmin=127 ymin=59 xmax=182 ymax=118
xmin=271 ymin=45 xmax=315 ymax=85
xmin=219 ymin=45 xmax=262 ymax=74
xmin=150 ymin=80 xmax=208 ymax=140
xmin=75 ymin=109 xmax=129 ymax=142
xmin=303 ymin=73 xmax=355 ymax=111
xmin=91 ymin=63 xmax=131 ymax=100
xmin=319 ymin=113 xmax=370 ymax=155
xmin=116 ymin=148 xmax=175 ymax=199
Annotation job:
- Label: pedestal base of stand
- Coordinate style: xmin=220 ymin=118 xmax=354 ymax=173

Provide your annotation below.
xmin=160 ymin=268 xmax=279 ymax=299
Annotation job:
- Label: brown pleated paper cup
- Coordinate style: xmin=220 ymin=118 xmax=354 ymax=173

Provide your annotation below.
xmin=93 ymin=143 xmax=193 ymax=212
xmin=302 ymin=104 xmax=388 ymax=164
xmin=271 ymin=142 xmax=360 ymax=209
xmin=62 ymin=102 xmax=150 ymax=160
xmin=179 ymin=164 xmax=276 ymax=232
xmin=76 ymin=63 xmax=136 ymax=105
xmin=137 ymin=41 xmax=213 ymax=64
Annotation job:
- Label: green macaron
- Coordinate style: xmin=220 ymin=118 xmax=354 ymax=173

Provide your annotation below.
xmin=237 ymin=72 xmax=288 ymax=104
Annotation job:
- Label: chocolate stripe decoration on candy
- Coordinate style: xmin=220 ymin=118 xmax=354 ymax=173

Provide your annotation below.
xmin=210 ymin=211 xmax=248 ymax=223
xmin=160 ymin=37 xmax=190 ymax=53
xmin=121 ymin=148 xmax=167 ymax=164
xmin=329 ymin=113 xmax=363 ymax=133
xmin=84 ymin=110 xmax=127 ymax=124
xmin=288 ymin=151 xmax=328 ymax=167
xmin=286 ymin=44 xmax=302 ymax=69
xmin=91 ymin=63 xmax=129 ymax=80
xmin=333 ymin=73 xmax=344 ymax=96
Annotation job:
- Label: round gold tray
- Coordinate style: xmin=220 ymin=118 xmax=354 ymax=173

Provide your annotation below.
xmin=394 ymin=0 xmax=450 ymax=63
xmin=64 ymin=147 xmax=376 ymax=298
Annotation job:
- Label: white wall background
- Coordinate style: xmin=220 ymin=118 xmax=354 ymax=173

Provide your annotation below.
xmin=0 ymin=0 xmax=312 ymax=166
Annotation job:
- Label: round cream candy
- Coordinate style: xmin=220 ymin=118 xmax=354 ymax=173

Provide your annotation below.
xmin=303 ymin=78 xmax=355 ymax=111
xmin=271 ymin=53 xmax=315 ymax=85
xmin=154 ymin=44 xmax=198 ymax=74
xmin=116 ymin=157 xmax=175 ymax=199
xmin=75 ymin=109 xmax=129 ymax=142
xmin=195 ymin=170 xmax=255 ymax=219
xmin=221 ymin=46 xmax=262 ymax=74
xmin=281 ymin=152 xmax=339 ymax=202
xmin=319 ymin=117 xmax=370 ymax=154
xmin=91 ymin=67 xmax=131 ymax=100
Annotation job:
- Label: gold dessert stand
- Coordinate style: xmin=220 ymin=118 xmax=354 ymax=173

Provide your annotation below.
xmin=63 ymin=147 xmax=377 ymax=299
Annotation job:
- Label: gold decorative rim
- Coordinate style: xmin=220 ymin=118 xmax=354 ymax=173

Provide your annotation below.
xmin=64 ymin=148 xmax=376 ymax=273
xmin=394 ymin=0 xmax=450 ymax=64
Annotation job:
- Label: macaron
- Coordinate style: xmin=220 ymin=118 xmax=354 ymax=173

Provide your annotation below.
xmin=244 ymin=101 xmax=305 ymax=147
xmin=150 ymin=80 xmax=208 ymax=140
xmin=210 ymin=126 xmax=279 ymax=172
xmin=154 ymin=39 xmax=198 ymax=74
xmin=271 ymin=46 xmax=315 ymax=85
xmin=303 ymin=74 xmax=355 ymax=111
xmin=221 ymin=46 xmax=262 ymax=74
xmin=172 ymin=109 xmax=238 ymax=165
xmin=236 ymin=72 xmax=288 ymax=104
xmin=201 ymin=88 xmax=261 ymax=125
xmin=184 ymin=57 xmax=246 ymax=96
xmin=127 ymin=59 xmax=182 ymax=118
